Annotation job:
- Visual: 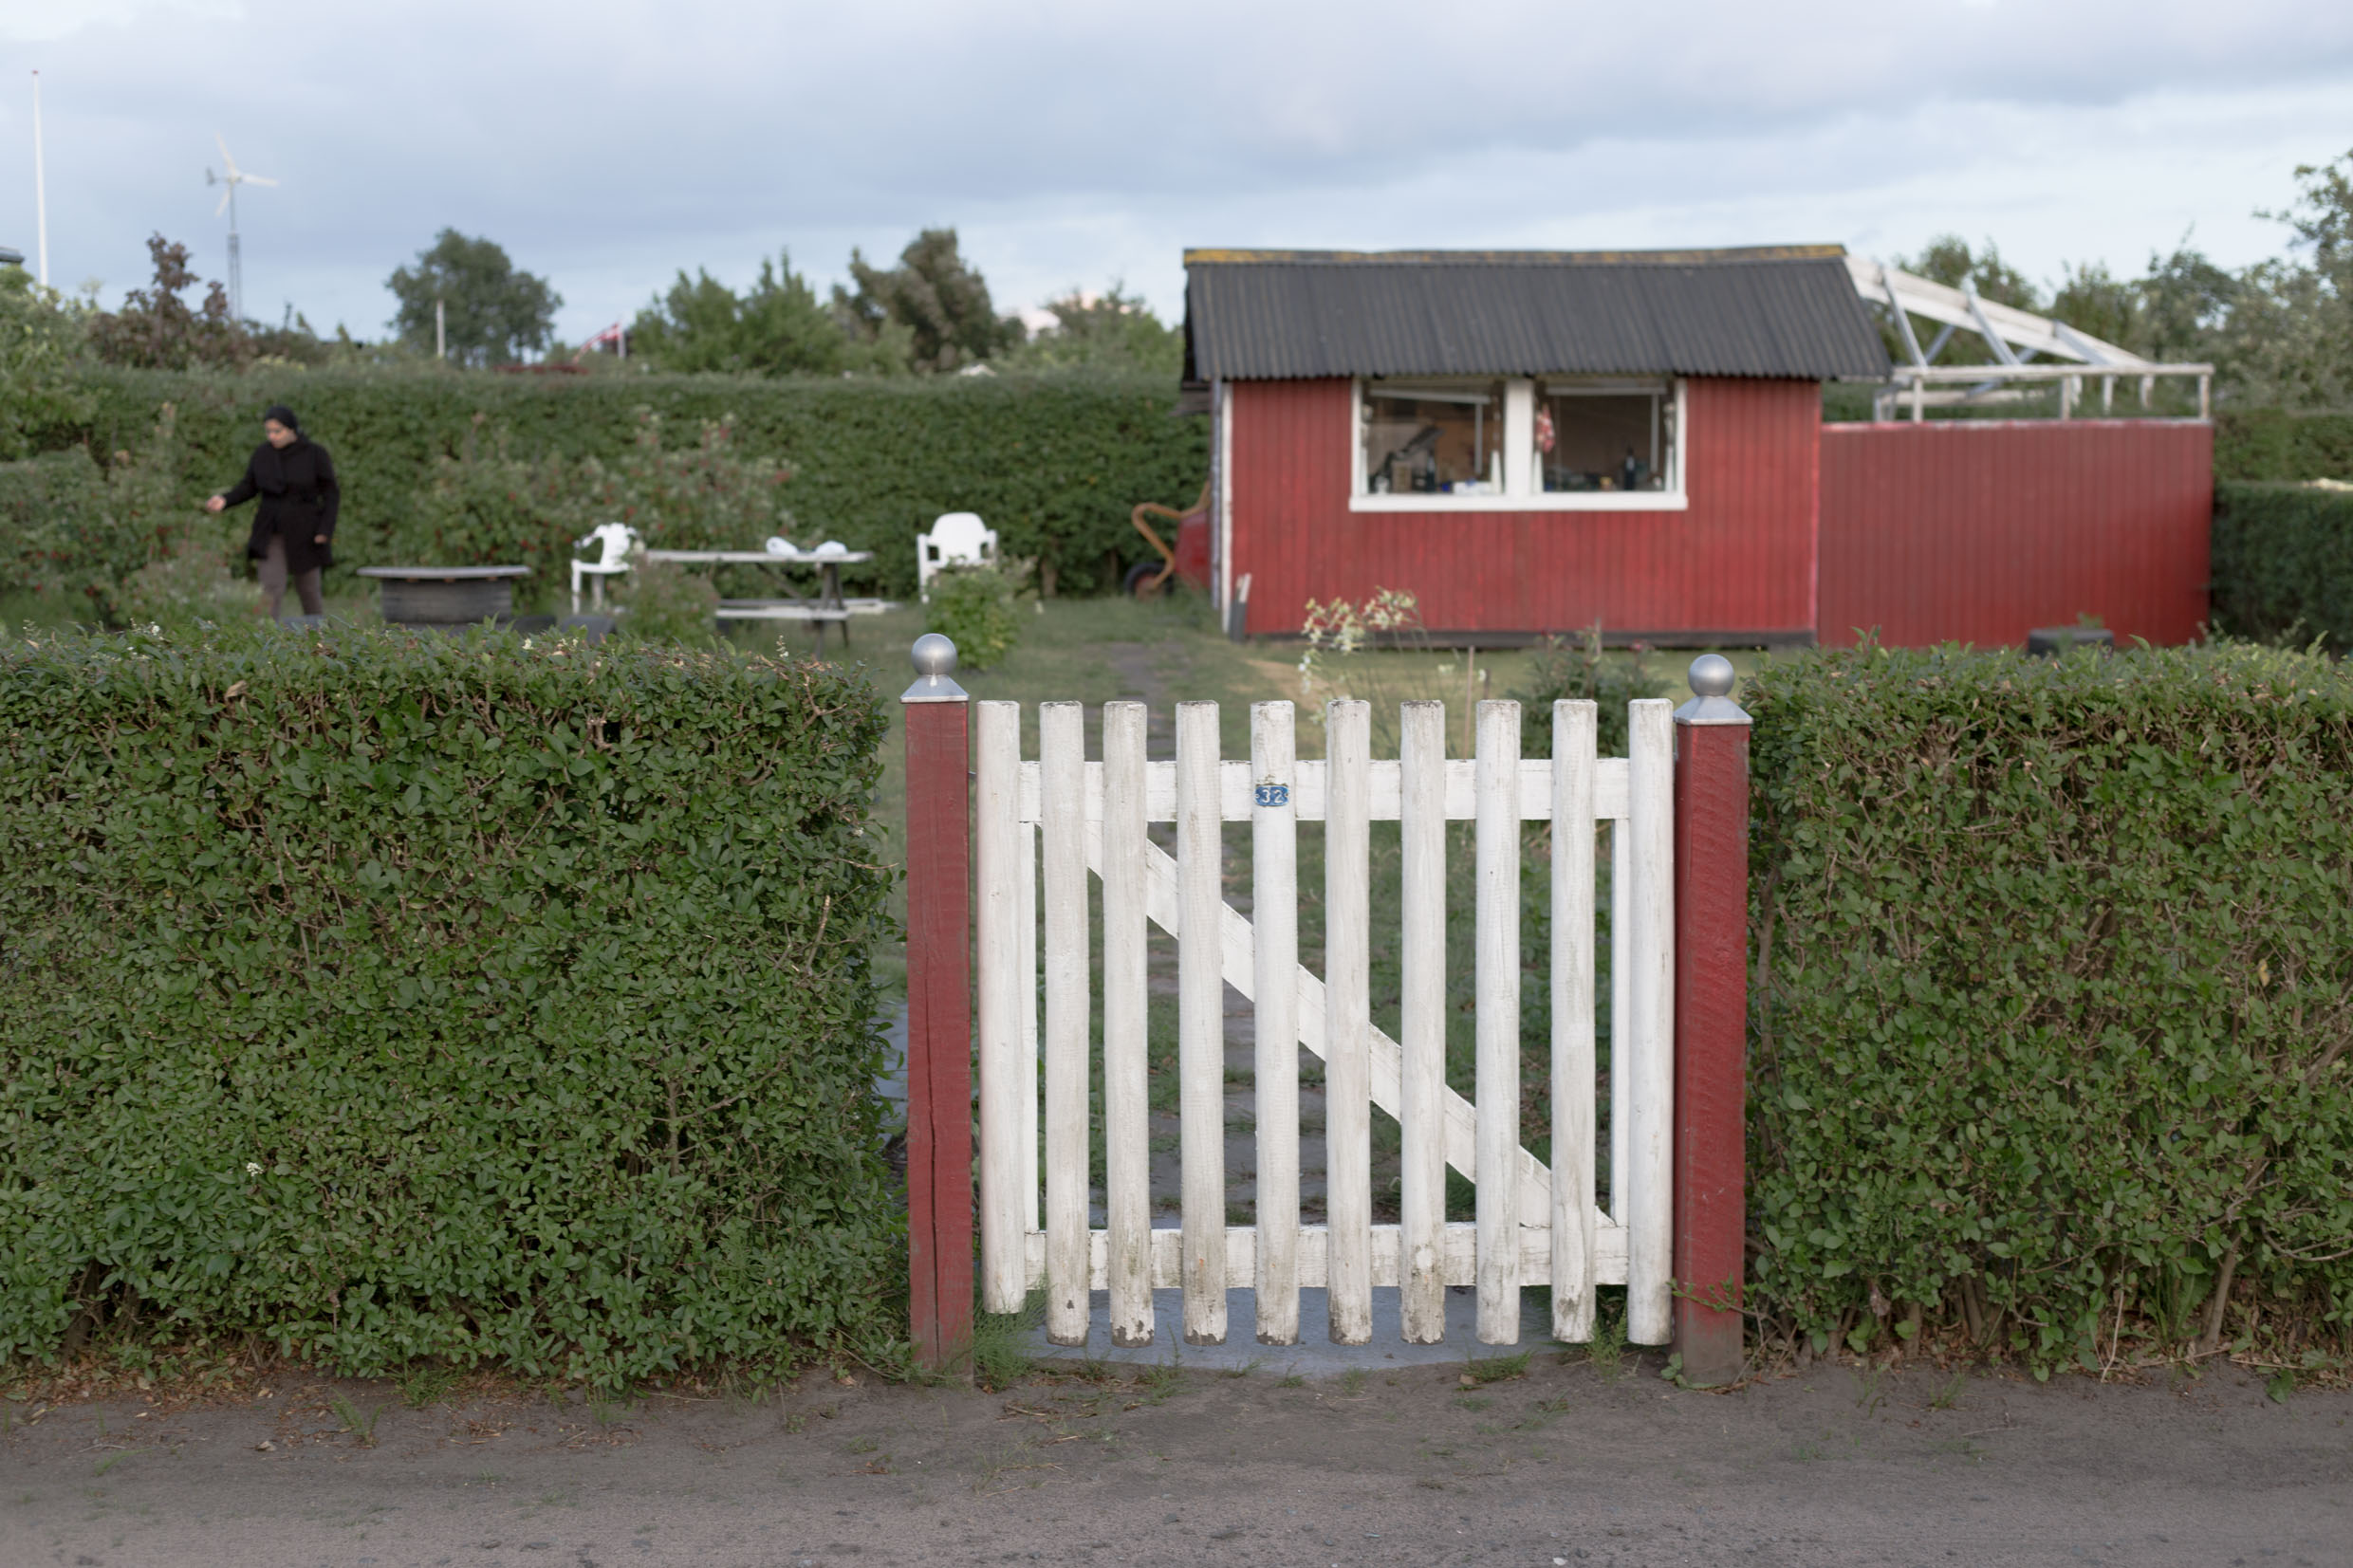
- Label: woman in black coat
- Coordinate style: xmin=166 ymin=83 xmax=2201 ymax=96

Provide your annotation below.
xmin=205 ymin=404 xmax=340 ymax=618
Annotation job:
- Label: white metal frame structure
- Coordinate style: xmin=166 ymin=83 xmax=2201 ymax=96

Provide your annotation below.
xmin=972 ymin=695 xmax=1678 ymax=1353
xmin=1847 ymin=256 xmax=2213 ymax=422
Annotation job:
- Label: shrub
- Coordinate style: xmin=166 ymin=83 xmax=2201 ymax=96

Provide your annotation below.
xmin=0 ymin=625 xmax=899 ymax=1382
xmin=0 ymin=270 xmax=94 ymax=461
xmin=117 ymin=524 xmax=259 ymax=632
xmin=1508 ymin=624 xmax=1669 ymax=758
xmin=924 ymin=564 xmax=1019 ymax=670
xmin=615 ymin=554 xmax=722 ymax=645
xmin=1745 ymin=640 xmax=2353 ymax=1372
xmin=0 ymin=407 xmax=185 ymax=622
xmin=2211 ymin=480 xmax=2353 ymax=652
xmin=402 ymin=411 xmax=796 ymax=612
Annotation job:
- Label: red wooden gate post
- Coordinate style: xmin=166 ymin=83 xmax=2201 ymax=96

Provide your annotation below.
xmin=1672 ymin=654 xmax=1752 ymax=1387
xmin=902 ymin=633 xmax=973 ymax=1372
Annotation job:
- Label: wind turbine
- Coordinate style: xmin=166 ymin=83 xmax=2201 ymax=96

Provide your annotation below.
xmin=205 ymin=133 xmax=276 ymax=322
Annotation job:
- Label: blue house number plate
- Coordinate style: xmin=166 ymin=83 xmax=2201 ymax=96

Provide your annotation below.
xmin=1254 ymin=783 xmax=1290 ymax=807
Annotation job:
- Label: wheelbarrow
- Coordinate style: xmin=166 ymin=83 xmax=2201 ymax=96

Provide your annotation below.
xmin=1125 ymin=481 xmax=1212 ymax=598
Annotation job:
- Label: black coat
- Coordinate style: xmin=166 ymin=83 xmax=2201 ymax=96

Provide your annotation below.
xmin=220 ymin=437 xmax=341 ymax=575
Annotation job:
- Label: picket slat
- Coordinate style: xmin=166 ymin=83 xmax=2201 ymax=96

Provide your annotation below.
xmin=973 ymin=701 xmax=1026 ymax=1314
xmin=1251 ymin=702 xmax=1302 ymax=1346
xmin=1019 ymin=822 xmax=1039 ymax=1236
xmin=1398 ymin=701 xmax=1448 ymax=1345
xmin=1473 ymin=701 xmax=1523 ymax=1344
xmin=1626 ymin=698 xmax=1677 ymax=1344
xmin=1551 ymin=700 xmax=1600 ymax=1342
xmin=1101 ymin=703 xmax=1154 ymax=1347
xmin=1610 ymin=819 xmax=1631 ymax=1228
xmin=1176 ymin=703 xmax=1228 ymax=1344
xmin=1039 ymin=704 xmax=1089 ymax=1345
xmin=1325 ymin=700 xmax=1374 ymax=1344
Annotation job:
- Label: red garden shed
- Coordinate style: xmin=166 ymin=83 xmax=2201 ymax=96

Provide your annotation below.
xmin=1181 ymin=247 xmax=2215 ymax=647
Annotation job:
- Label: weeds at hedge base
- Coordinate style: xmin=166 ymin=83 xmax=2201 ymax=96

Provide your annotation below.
xmin=1462 ymin=1351 xmax=1531 ymax=1385
xmin=969 ymin=1291 xmax=1045 ymax=1393
xmin=398 ymin=1364 xmax=461 ymax=1410
xmin=328 ymin=1394 xmax=382 ymax=1448
xmin=1134 ymin=1361 xmax=1183 ymax=1404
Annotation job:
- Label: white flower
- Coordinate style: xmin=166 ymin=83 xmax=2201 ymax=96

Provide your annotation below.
xmin=246 ymin=1161 xmax=262 ymax=1177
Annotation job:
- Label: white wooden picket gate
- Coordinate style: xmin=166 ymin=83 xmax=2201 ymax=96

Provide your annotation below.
xmin=971 ymin=696 xmax=1677 ymax=1351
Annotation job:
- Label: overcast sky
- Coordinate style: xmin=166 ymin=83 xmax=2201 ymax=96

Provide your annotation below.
xmin=5 ymin=0 xmax=2350 ymax=345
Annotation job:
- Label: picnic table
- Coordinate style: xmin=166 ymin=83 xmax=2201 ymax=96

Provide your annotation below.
xmin=640 ymin=546 xmax=888 ymax=651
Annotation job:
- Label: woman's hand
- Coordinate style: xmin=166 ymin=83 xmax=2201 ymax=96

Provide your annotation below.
xmin=203 ymin=495 xmax=226 ymax=513
xmin=314 ymin=534 xmax=327 ymax=544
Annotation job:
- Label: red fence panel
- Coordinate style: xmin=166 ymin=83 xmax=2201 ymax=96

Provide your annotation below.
xmin=1818 ymin=420 xmax=2214 ymax=649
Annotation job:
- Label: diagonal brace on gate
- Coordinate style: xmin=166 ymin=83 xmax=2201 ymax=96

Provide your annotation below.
xmin=1084 ymin=824 xmax=1563 ymax=1234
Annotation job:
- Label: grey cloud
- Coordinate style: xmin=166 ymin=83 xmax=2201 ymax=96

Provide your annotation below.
xmin=5 ymin=0 xmax=2348 ymax=339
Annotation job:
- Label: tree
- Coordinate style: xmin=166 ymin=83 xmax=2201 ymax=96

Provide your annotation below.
xmin=2129 ymin=241 xmax=2239 ymax=364
xmin=87 ymin=234 xmax=249 ymax=372
xmin=1898 ymin=235 xmax=2044 ymax=310
xmin=630 ymin=251 xmax=849 ymax=376
xmin=386 ymin=230 xmax=562 ymax=367
xmin=835 ymin=229 xmax=1019 ymax=374
xmin=2226 ymin=148 xmax=2353 ymax=407
xmin=999 ymin=285 xmax=1183 ymax=375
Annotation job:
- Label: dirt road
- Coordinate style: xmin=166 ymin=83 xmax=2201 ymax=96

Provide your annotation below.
xmin=5 ymin=1355 xmax=2346 ymax=1567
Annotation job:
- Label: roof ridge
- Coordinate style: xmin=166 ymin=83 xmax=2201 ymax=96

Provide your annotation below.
xmin=1183 ymin=245 xmax=1849 ymax=267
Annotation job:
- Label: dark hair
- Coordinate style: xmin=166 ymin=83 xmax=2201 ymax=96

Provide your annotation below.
xmin=263 ymin=404 xmax=302 ymax=434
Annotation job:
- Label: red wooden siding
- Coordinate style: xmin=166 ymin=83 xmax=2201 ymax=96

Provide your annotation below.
xmin=1818 ymin=421 xmax=2213 ymax=648
xmin=1229 ymin=378 xmax=1820 ymax=641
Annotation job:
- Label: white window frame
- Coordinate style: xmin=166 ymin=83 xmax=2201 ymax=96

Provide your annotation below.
xmin=1348 ymin=375 xmax=1689 ymax=512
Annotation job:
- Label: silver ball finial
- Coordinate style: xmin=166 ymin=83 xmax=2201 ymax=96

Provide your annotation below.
xmin=1688 ymin=654 xmax=1735 ymax=700
xmin=911 ymin=633 xmax=958 ymax=679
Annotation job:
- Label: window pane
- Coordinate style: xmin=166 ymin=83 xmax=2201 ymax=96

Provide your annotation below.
xmin=1362 ymin=381 xmax=1506 ymax=495
xmin=1536 ymin=384 xmax=1671 ymax=492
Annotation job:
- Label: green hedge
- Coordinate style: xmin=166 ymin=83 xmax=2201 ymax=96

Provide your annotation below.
xmin=57 ymin=366 xmax=1207 ymax=600
xmin=1746 ymin=640 xmax=2353 ymax=1371
xmin=2214 ymin=408 xmax=2353 ymax=482
xmin=2212 ymin=481 xmax=2353 ymax=651
xmin=0 ymin=626 xmax=898 ymax=1381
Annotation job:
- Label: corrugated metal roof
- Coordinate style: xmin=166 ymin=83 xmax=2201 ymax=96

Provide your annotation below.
xmin=1183 ymin=247 xmax=1891 ymax=382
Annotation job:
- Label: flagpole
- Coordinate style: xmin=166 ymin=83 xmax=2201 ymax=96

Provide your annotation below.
xmin=32 ymin=70 xmax=49 ymax=287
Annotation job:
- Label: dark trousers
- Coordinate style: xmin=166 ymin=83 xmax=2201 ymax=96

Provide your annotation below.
xmin=259 ymin=535 xmax=324 ymax=618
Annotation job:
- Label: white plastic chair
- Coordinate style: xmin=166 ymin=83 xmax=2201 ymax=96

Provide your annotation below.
xmin=571 ymin=522 xmax=639 ymax=614
xmin=917 ymin=512 xmax=997 ymax=602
